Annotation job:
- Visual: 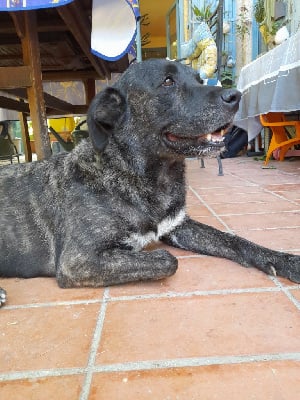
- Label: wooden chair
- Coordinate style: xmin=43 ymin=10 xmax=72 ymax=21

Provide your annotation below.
xmin=259 ymin=112 xmax=300 ymax=165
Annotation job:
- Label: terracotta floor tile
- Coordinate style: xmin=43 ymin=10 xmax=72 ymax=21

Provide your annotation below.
xmin=290 ymin=288 xmax=300 ymax=302
xmin=190 ymin=185 xmax=262 ymax=195
xmin=109 ymin=256 xmax=274 ymax=297
xmin=225 ymin=166 xmax=300 ymax=186
xmin=273 ymin=191 xmax=300 ymax=203
xmin=187 ymin=176 xmax=249 ymax=189
xmin=0 ymin=277 xmax=104 ymax=307
xmin=0 ymin=304 xmax=99 ymax=373
xmin=145 ymin=241 xmax=195 ymax=257
xmin=194 ymin=190 xmax=283 ymax=205
xmin=89 ymin=361 xmax=300 ymax=400
xmin=195 ymin=185 xmax=266 ymax=194
xmin=186 ymin=204 xmax=214 ymax=217
xmin=264 ymin=184 xmax=300 ymax=203
xmin=96 ymin=292 xmax=300 ymax=364
xmin=0 ymin=375 xmax=84 ymax=400
xmin=211 ymin=200 xmax=299 ymax=215
xmin=221 ymin=210 xmax=300 ymax=231
xmin=1 ymin=156 xmax=299 ymax=399
xmin=264 ymin=183 xmax=300 ymax=192
xmin=235 ymin=227 xmax=300 ymax=251
xmin=248 ymin=174 xmax=300 ymax=185
xmin=192 ymin=215 xmax=226 ymax=230
xmin=186 ymin=191 xmax=202 ymax=206
xmin=277 ymin=278 xmax=300 ymax=287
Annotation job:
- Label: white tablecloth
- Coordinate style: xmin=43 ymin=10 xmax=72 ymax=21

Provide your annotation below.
xmin=234 ymin=30 xmax=300 ymax=141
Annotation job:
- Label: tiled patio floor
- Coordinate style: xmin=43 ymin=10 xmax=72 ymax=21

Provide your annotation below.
xmin=1 ymin=156 xmax=300 ymax=399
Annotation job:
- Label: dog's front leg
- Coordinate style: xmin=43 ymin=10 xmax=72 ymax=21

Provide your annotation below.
xmin=56 ymin=248 xmax=178 ymax=288
xmin=162 ymin=217 xmax=300 ymax=283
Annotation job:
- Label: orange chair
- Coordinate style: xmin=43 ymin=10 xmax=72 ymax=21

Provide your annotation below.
xmin=260 ymin=112 xmax=300 ymax=165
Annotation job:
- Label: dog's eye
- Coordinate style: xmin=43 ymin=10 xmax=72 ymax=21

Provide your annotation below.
xmin=163 ymin=76 xmax=175 ymax=87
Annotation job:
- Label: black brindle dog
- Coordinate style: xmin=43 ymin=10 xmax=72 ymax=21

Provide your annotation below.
xmin=0 ymin=59 xmax=299 ymax=307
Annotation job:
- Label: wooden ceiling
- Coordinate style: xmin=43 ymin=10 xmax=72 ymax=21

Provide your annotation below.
xmin=0 ymin=0 xmax=129 ymax=83
xmin=0 ymin=0 xmax=177 ymax=119
xmin=0 ymin=0 xmax=131 ymax=160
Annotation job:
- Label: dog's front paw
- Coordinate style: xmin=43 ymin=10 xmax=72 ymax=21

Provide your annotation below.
xmin=0 ymin=288 xmax=6 ymax=308
xmin=274 ymin=254 xmax=300 ymax=283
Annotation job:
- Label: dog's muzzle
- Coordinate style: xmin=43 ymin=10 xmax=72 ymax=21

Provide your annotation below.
xmin=162 ymin=123 xmax=230 ymax=157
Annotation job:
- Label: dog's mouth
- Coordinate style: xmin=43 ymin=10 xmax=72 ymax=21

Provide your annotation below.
xmin=162 ymin=123 xmax=230 ymax=157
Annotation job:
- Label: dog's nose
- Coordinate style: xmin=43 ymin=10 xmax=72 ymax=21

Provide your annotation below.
xmin=221 ymin=89 xmax=241 ymax=108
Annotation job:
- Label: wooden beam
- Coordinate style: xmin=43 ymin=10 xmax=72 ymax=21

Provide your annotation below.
xmin=42 ymin=70 xmax=99 ymax=82
xmin=0 ymin=18 xmax=68 ymax=34
xmin=10 ymin=12 xmax=25 ymax=39
xmin=46 ymin=105 xmax=88 ymax=116
xmin=43 ymin=93 xmax=88 ymax=114
xmin=57 ymin=0 xmax=111 ymax=79
xmin=6 ymin=88 xmax=82 ymax=114
xmin=84 ymin=79 xmax=95 ymax=106
xmin=0 ymin=95 xmax=30 ymax=113
xmin=4 ymin=88 xmax=31 ymax=100
xmin=43 ymin=93 xmax=76 ymax=113
xmin=71 ymin=105 xmax=89 ymax=115
xmin=19 ymin=11 xmax=52 ymax=160
xmin=0 ymin=66 xmax=32 ymax=89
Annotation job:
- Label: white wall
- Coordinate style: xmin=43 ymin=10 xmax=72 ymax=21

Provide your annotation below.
xmin=235 ymin=0 xmax=253 ymax=76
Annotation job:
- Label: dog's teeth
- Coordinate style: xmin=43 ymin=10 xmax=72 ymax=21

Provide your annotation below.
xmin=220 ymin=129 xmax=225 ymax=136
xmin=206 ymin=133 xmax=212 ymax=141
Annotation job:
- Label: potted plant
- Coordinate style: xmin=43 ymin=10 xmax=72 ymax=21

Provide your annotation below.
xmin=254 ymin=0 xmax=287 ymax=48
xmin=221 ymin=70 xmax=234 ymax=88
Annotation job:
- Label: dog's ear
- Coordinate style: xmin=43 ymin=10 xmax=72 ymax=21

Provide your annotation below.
xmin=87 ymin=87 xmax=126 ymax=152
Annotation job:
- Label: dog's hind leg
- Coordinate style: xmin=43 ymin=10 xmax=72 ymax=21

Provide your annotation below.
xmin=56 ymin=248 xmax=178 ymax=288
xmin=162 ymin=217 xmax=300 ymax=283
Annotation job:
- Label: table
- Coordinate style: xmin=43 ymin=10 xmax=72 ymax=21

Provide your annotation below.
xmin=234 ymin=29 xmax=300 ymax=142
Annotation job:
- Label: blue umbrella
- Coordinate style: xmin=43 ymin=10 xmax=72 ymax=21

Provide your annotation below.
xmin=91 ymin=0 xmax=140 ymax=61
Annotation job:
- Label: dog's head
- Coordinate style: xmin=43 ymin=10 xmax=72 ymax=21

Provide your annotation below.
xmin=88 ymin=59 xmax=241 ymax=158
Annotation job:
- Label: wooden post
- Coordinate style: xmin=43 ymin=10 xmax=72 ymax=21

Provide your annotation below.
xmin=18 ymin=109 xmax=32 ymax=162
xmin=12 ymin=11 xmax=51 ymax=160
xmin=84 ymin=79 xmax=96 ymax=107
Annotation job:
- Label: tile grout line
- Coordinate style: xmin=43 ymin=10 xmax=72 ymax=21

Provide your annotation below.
xmin=218 ymin=210 xmax=300 ymax=217
xmin=188 ymin=185 xmax=233 ymax=233
xmin=238 ymin=226 xmax=300 ymax=231
xmin=189 ymin=181 xmax=300 ymax=229
xmin=92 ymin=352 xmax=300 ymax=373
xmin=4 ymin=284 xmax=300 ymax=311
xmin=0 ymin=367 xmax=86 ymax=382
xmin=226 ymin=171 xmax=300 ymax=206
xmin=108 ymin=286 xmax=284 ymax=302
xmin=5 ymin=285 xmax=300 ymax=311
xmin=269 ymin=276 xmax=300 ymax=310
xmin=1 ymin=352 xmax=300 ymax=382
xmin=189 ymin=180 xmax=300 ymax=294
xmin=4 ymin=298 xmax=103 ymax=310
xmin=79 ymin=287 xmax=110 ymax=400
xmin=177 ymin=250 xmax=300 ymax=257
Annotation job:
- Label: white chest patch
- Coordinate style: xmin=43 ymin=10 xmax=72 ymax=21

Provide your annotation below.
xmin=124 ymin=208 xmax=186 ymax=251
